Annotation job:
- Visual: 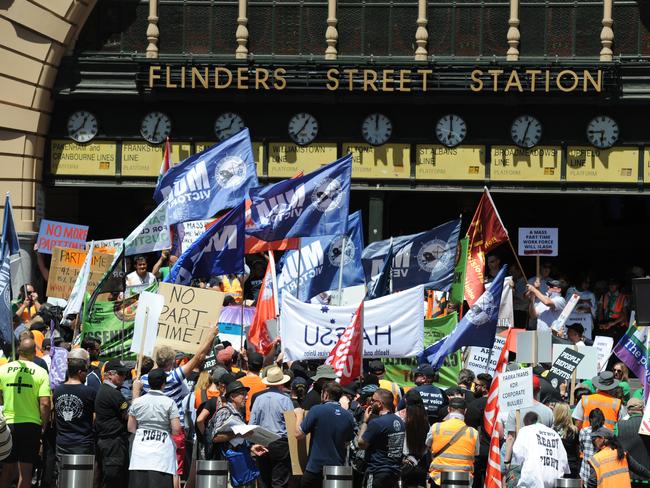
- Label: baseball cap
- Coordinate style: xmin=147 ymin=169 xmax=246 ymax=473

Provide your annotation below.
xmin=211 ymin=366 xmax=229 ymax=383
xmin=248 ymin=351 xmax=264 ymax=370
xmin=590 ymin=427 xmax=614 ymax=439
xmin=105 ymin=359 xmax=129 ymax=374
xmin=68 ymin=348 xmax=90 ymax=363
xmin=546 ymin=279 xmax=562 ymax=288
xmin=412 ymin=364 xmax=435 ymax=377
xmin=449 ymin=397 xmax=467 ymax=409
xmin=368 ymin=360 xmax=385 ymax=373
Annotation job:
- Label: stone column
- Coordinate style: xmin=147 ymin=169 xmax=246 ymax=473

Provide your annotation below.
xmin=236 ymin=0 xmax=249 ymax=59
xmin=600 ymin=0 xmax=614 ymax=61
xmin=146 ymin=0 xmax=160 ymax=58
xmin=325 ymin=0 xmax=338 ymax=60
xmin=506 ymin=0 xmax=520 ymax=60
xmin=415 ymin=0 xmax=428 ymax=60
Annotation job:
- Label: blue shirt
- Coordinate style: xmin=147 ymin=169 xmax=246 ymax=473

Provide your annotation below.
xmin=398 ymin=384 xmax=447 ymax=422
xmin=362 ymin=413 xmax=405 ymax=474
xmin=301 ymin=401 xmax=355 ymax=474
xmin=142 ymin=366 xmax=189 ymax=427
xmin=249 ymin=388 xmax=294 ymax=438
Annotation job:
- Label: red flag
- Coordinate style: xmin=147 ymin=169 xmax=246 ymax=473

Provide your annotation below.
xmin=248 ymin=252 xmax=276 ymax=354
xmin=464 ymin=189 xmax=509 ymax=306
xmin=326 ymin=302 xmax=363 ymax=385
xmin=244 ymin=198 xmax=300 ymax=253
xmin=485 ymin=420 xmax=503 ymax=488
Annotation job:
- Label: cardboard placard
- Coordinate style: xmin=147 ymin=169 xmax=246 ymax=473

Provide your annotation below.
xmin=518 ymin=227 xmax=558 ymax=256
xmin=37 ymin=219 xmax=89 ymax=254
xmin=156 ymin=283 xmax=224 ymax=354
xmin=283 ymin=411 xmax=310 ymax=475
xmin=552 ymin=345 xmax=598 ymax=380
xmin=179 ymin=219 xmax=213 ymax=253
xmin=131 ymin=291 xmax=165 ymax=357
xmin=567 ymin=312 xmax=594 ymax=339
xmin=498 ymin=367 xmax=534 ymax=412
xmin=593 ymin=336 xmax=614 ymax=371
xmin=551 ymin=293 xmax=580 ymax=333
xmin=466 ymin=335 xmax=507 ymax=377
xmin=85 ymin=238 xmax=124 ymax=251
xmin=46 ymin=247 xmax=114 ymax=299
xmin=546 ymin=347 xmax=585 ymax=389
xmin=516 ymin=330 xmax=553 ymax=363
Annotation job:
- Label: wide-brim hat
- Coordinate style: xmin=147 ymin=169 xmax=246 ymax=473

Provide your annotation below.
xmin=262 ymin=366 xmax=291 ymax=386
xmin=591 ymin=371 xmax=619 ymax=391
xmin=225 ymin=380 xmax=250 ymax=397
xmin=312 ymin=364 xmax=338 ymax=381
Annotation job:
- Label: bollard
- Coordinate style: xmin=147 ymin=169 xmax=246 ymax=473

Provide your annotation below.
xmin=323 ymin=465 xmax=353 ymax=488
xmin=555 ymin=479 xmax=582 ymax=488
xmin=441 ymin=471 xmax=471 ymax=488
xmin=60 ymin=454 xmax=94 ymax=488
xmin=196 ymin=460 xmax=229 ymax=488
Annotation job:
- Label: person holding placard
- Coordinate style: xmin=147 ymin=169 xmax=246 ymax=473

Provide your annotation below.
xmin=526 ymin=279 xmax=567 ymax=337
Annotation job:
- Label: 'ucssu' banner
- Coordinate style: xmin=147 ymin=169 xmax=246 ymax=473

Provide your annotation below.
xmin=246 ymin=154 xmax=352 ymax=241
xmin=165 ymin=203 xmax=245 ymax=284
xmin=362 ymin=219 xmax=461 ymax=292
xmin=153 ymin=129 xmax=258 ymax=224
xmin=280 ymin=285 xmax=424 ymax=361
xmin=277 ymin=211 xmax=365 ymax=303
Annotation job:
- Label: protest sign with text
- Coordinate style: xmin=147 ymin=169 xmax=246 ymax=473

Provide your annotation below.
xmin=46 ymin=247 xmax=114 ymax=299
xmin=498 ymin=367 xmax=534 ymax=412
xmin=593 ymin=336 xmax=614 ymax=371
xmin=546 ymin=347 xmax=585 ymax=390
xmin=37 ymin=220 xmax=89 ymax=254
xmin=179 ymin=219 xmax=213 ymax=253
xmin=281 ymin=285 xmax=424 ymax=361
xmin=466 ymin=335 xmax=507 ymax=377
xmin=131 ymin=291 xmax=165 ymax=357
xmin=551 ymin=293 xmax=580 ymax=333
xmin=518 ymin=227 xmax=558 ymax=256
xmin=156 ymin=283 xmax=224 ymax=354
xmin=552 ymin=344 xmax=598 ymax=379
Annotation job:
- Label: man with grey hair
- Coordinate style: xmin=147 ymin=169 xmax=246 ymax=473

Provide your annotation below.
xmin=53 ymin=348 xmax=96 ymax=484
xmin=138 ymin=325 xmax=218 ymax=484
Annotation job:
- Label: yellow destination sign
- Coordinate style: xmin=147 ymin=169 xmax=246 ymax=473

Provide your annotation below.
xmin=342 ymin=143 xmax=410 ymax=179
xmin=268 ymin=143 xmax=338 ymax=177
xmin=195 ymin=141 xmax=264 ymax=176
xmin=490 ymin=146 xmax=561 ymax=181
xmin=644 ymin=149 xmax=650 ymax=183
xmin=121 ymin=142 xmax=192 ymax=176
xmin=51 ymin=140 xmax=116 ymax=176
xmin=566 ymin=147 xmax=638 ymax=183
xmin=416 ymin=146 xmax=485 ymax=180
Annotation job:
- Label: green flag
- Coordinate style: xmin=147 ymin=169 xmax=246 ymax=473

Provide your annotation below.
xmin=383 ymin=313 xmax=461 ymax=389
xmin=450 ymin=237 xmax=469 ymax=304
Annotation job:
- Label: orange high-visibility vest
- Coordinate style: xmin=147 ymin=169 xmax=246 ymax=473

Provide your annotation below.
xmin=428 ymin=418 xmax=478 ymax=485
xmin=378 ymin=379 xmax=402 ymax=408
xmin=221 ymin=276 xmax=243 ymax=303
xmin=581 ymin=393 xmax=622 ymax=430
xmin=588 ymin=447 xmax=631 ymax=488
xmin=601 ymin=292 xmax=628 ymax=322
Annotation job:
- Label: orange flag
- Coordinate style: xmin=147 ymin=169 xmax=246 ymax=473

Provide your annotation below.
xmin=464 ymin=189 xmax=508 ymax=306
xmin=248 ymin=252 xmax=276 ymax=354
xmin=326 ymin=301 xmax=364 ymax=386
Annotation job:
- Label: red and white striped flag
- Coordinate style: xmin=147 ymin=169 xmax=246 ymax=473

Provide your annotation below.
xmin=326 ymin=301 xmax=363 ymax=385
xmin=483 ymin=329 xmax=514 ymax=488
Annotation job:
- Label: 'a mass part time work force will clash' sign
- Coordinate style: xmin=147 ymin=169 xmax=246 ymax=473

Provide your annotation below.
xmin=518 ymin=228 xmax=558 ymax=256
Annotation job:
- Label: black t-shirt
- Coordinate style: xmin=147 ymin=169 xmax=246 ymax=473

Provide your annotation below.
xmin=54 ymin=383 xmax=96 ymax=447
xmin=362 ymin=413 xmax=406 ymax=474
xmin=301 ymin=388 xmax=322 ymax=410
xmin=94 ymin=383 xmax=128 ymax=438
xmin=33 ymin=356 xmax=48 ymax=373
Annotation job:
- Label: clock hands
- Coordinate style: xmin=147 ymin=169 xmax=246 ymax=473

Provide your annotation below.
xmin=295 ymin=118 xmax=310 ymax=136
xmin=521 ymin=121 xmax=531 ymax=144
xmin=152 ymin=117 xmax=162 ymax=139
xmin=375 ymin=114 xmax=379 ymax=130
xmin=73 ymin=115 xmax=89 ymax=134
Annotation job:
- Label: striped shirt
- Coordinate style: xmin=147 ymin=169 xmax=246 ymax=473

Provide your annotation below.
xmin=142 ymin=366 xmax=189 ymax=428
xmin=0 ymin=413 xmax=12 ymax=461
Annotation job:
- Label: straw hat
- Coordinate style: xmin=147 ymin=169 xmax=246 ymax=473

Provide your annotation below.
xmin=261 ymin=366 xmax=291 ymax=386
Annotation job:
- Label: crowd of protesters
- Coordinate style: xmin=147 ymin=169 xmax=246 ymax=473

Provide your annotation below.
xmin=0 ymin=250 xmax=649 ymax=488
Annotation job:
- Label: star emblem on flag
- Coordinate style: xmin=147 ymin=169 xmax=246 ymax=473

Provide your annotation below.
xmin=320 ymin=306 xmax=329 ymax=314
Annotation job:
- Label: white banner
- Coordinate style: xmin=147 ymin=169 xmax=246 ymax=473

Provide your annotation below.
xmin=131 ymin=291 xmax=165 ymax=357
xmin=179 ymin=219 xmax=213 ymax=253
xmin=466 ymin=335 xmax=506 ymax=377
xmin=61 ymin=241 xmax=95 ymax=317
xmin=281 ymin=285 xmax=424 ymax=361
xmin=498 ymin=367 xmax=534 ymax=412
xmin=124 ymin=200 xmax=171 ymax=256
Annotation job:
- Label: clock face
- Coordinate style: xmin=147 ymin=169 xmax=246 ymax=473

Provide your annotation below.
xmin=67 ymin=111 xmax=98 ymax=143
xmin=436 ymin=114 xmax=467 ymax=147
xmin=214 ymin=112 xmax=245 ymax=141
xmin=510 ymin=115 xmax=542 ymax=148
xmin=288 ymin=113 xmax=318 ymax=146
xmin=362 ymin=113 xmax=392 ymax=146
xmin=140 ymin=111 xmax=172 ymax=144
xmin=587 ymin=116 xmax=619 ymax=149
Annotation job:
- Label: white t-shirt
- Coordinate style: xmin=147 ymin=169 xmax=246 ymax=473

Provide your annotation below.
xmin=512 ymin=422 xmax=570 ymax=488
xmin=535 ymin=293 xmax=566 ymax=335
xmin=126 ymin=271 xmax=157 ymax=295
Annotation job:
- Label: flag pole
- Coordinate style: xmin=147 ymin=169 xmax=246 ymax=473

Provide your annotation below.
xmin=239 ymin=269 xmax=246 ymax=353
xmin=336 ymin=234 xmax=347 ymax=305
xmin=295 ymin=238 xmax=302 ymax=298
xmin=268 ymin=251 xmax=279 ymax=317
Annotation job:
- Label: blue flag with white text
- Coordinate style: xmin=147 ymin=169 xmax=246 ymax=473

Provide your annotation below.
xmin=0 ymin=241 xmax=12 ymax=344
xmin=2 ymin=195 xmax=20 ymax=256
xmin=365 ymin=239 xmax=393 ymax=300
xmin=418 ymin=265 xmax=508 ymax=370
xmin=153 ymin=128 xmax=258 ymax=225
xmin=247 ymin=154 xmax=352 ymax=241
xmin=362 ymin=219 xmax=461 ymax=293
xmin=165 ymin=203 xmax=245 ymax=284
xmin=277 ymin=211 xmax=365 ymax=302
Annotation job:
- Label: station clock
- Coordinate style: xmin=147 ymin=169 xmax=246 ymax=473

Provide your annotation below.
xmin=435 ymin=114 xmax=467 ymax=147
xmin=586 ymin=116 xmax=619 ymax=149
xmin=362 ymin=113 xmax=392 ymax=146
xmin=67 ymin=110 xmax=98 ymax=143
xmin=288 ymin=113 xmax=318 ymax=146
xmin=140 ymin=111 xmax=172 ymax=144
xmin=510 ymin=115 xmax=542 ymax=148
xmin=214 ymin=112 xmax=245 ymax=141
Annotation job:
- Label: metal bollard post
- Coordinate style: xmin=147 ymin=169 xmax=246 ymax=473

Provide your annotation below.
xmin=196 ymin=460 xmax=229 ymax=488
xmin=60 ymin=454 xmax=94 ymax=488
xmin=323 ymin=465 xmax=353 ymax=488
xmin=441 ymin=471 xmax=471 ymax=488
xmin=555 ymin=479 xmax=582 ymax=488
